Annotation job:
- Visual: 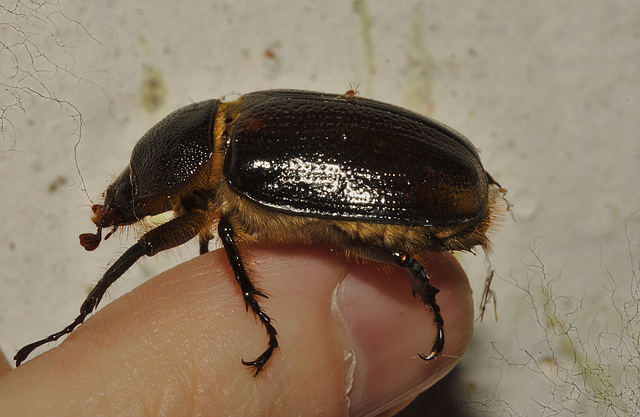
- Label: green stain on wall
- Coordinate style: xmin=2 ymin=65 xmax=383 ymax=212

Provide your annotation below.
xmin=141 ymin=67 xmax=167 ymax=113
xmin=353 ymin=0 xmax=375 ymax=93
xmin=403 ymin=5 xmax=436 ymax=115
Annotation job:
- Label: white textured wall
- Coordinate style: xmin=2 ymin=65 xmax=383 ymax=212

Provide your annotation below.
xmin=1 ymin=2 xmax=638 ymax=415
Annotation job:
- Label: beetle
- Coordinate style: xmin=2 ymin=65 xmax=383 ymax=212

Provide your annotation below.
xmin=14 ymin=89 xmax=504 ymax=375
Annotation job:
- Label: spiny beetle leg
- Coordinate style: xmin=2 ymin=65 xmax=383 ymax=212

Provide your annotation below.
xmin=391 ymin=250 xmax=444 ymax=360
xmin=14 ymin=242 xmax=147 ymax=366
xmin=218 ymin=218 xmax=278 ymax=376
xmin=14 ymin=211 xmax=208 ymax=367
xmin=365 ymin=248 xmax=445 ymax=361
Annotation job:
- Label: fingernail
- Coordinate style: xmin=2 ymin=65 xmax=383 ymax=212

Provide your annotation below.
xmin=333 ymin=254 xmax=473 ymax=417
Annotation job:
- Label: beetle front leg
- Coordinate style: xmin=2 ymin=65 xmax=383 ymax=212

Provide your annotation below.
xmin=14 ymin=211 xmax=209 ymax=366
xmin=218 ymin=218 xmax=278 ymax=376
xmin=14 ymin=242 xmax=147 ymax=366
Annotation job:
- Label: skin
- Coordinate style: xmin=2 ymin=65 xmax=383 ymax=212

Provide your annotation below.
xmin=0 ymin=246 xmax=473 ymax=417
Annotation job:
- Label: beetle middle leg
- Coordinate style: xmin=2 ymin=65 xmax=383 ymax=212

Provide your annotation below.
xmin=218 ymin=217 xmax=278 ymax=376
xmin=360 ymin=248 xmax=445 ymax=361
xmin=199 ymin=232 xmax=214 ymax=255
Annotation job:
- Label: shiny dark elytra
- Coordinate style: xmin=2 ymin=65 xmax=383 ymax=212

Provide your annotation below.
xmin=15 ymin=89 xmax=504 ymax=375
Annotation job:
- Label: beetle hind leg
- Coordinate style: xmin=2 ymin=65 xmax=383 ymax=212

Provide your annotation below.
xmin=362 ymin=248 xmax=445 ymax=361
xmin=390 ymin=251 xmax=444 ymax=360
xmin=218 ymin=218 xmax=278 ymax=376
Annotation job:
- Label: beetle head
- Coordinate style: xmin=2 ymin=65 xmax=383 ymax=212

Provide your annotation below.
xmin=80 ymin=167 xmax=138 ymax=251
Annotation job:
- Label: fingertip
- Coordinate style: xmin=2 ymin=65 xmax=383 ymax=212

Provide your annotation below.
xmin=0 ymin=348 xmax=11 ymax=378
xmin=336 ymin=252 xmax=473 ymax=417
xmin=1 ymin=248 xmax=474 ymax=417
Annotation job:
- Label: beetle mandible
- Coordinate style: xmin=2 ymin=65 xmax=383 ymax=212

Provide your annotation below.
xmin=15 ymin=89 xmax=504 ymax=375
